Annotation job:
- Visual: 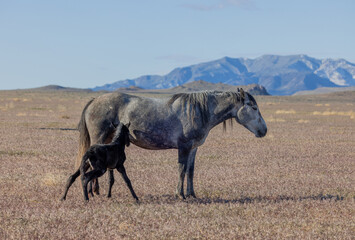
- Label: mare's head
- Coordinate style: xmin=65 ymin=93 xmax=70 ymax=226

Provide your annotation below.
xmin=112 ymin=122 xmax=131 ymax=146
xmin=235 ymin=89 xmax=267 ymax=138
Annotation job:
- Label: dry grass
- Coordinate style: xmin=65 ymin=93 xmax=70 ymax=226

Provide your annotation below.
xmin=275 ymin=109 xmax=296 ymax=114
xmin=313 ymin=110 xmax=355 ymax=119
xmin=0 ymin=90 xmax=354 ymax=239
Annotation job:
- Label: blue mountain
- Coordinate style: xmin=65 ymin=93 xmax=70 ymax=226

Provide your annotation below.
xmin=93 ymin=55 xmax=355 ymax=95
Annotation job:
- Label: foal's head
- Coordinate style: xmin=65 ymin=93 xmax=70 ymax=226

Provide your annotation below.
xmin=112 ymin=123 xmax=131 ymax=147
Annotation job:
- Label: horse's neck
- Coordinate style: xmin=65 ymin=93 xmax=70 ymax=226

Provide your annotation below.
xmin=108 ymin=142 xmax=124 ymax=154
xmin=209 ymin=94 xmax=241 ymax=129
xmin=112 ymin=132 xmax=124 ymax=144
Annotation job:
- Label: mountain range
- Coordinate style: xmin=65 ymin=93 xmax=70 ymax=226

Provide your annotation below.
xmin=93 ymin=55 xmax=355 ymax=95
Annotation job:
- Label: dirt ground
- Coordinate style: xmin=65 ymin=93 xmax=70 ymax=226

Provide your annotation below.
xmin=0 ymin=90 xmax=354 ymax=239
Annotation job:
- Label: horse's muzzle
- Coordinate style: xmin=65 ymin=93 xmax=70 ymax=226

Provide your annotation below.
xmin=256 ymin=128 xmax=267 ymax=138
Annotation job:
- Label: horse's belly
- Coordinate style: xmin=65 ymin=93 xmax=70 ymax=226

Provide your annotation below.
xmin=130 ymin=130 xmax=178 ymax=150
xmin=131 ymin=141 xmax=175 ymax=150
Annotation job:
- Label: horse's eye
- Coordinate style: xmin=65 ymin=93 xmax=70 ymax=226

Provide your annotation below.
xmin=247 ymin=103 xmax=257 ymax=110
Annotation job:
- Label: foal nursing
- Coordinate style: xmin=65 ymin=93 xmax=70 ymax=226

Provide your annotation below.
xmin=61 ymin=123 xmax=139 ymax=202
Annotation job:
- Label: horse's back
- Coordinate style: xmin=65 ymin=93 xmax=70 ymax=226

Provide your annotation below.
xmin=84 ymin=92 xmax=183 ymax=149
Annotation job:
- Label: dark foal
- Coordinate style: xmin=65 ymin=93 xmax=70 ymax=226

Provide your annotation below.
xmin=61 ymin=123 xmax=139 ymax=202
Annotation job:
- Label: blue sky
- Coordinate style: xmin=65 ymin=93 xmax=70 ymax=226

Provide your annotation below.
xmin=1 ymin=0 xmax=354 ymax=90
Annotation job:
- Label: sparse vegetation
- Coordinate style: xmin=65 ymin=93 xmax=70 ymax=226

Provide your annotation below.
xmin=275 ymin=109 xmax=296 ymax=114
xmin=0 ymin=90 xmax=354 ymax=239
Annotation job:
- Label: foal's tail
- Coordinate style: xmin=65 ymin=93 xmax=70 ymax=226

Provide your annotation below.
xmin=75 ymin=98 xmax=95 ymax=169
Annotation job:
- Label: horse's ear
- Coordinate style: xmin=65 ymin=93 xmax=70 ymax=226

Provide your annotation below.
xmin=125 ymin=122 xmax=131 ymax=129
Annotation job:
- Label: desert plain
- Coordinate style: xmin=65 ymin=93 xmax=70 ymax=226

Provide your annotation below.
xmin=0 ymin=89 xmax=354 ymax=239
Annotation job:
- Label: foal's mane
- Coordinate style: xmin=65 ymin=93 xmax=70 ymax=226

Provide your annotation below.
xmin=167 ymin=91 xmax=243 ymax=126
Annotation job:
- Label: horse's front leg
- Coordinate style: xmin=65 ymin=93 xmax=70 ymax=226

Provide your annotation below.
xmin=116 ymin=165 xmax=139 ymax=202
xmin=186 ymin=148 xmax=197 ymax=198
xmin=175 ymin=147 xmax=190 ymax=199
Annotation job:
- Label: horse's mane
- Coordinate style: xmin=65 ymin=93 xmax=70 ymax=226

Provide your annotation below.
xmin=167 ymin=91 xmax=243 ymax=126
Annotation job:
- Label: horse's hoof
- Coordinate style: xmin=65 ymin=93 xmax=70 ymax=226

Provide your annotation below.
xmin=60 ymin=197 xmax=66 ymax=201
xmin=186 ymin=194 xmax=197 ymax=199
xmin=93 ymin=187 xmax=100 ymax=195
xmin=175 ymin=193 xmax=186 ymax=200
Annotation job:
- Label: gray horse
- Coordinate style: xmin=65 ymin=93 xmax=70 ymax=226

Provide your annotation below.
xmin=76 ymin=88 xmax=267 ymax=199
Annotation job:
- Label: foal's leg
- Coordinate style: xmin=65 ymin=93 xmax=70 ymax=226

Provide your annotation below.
xmin=186 ymin=148 xmax=198 ymax=198
xmin=90 ymin=128 xmax=115 ymax=195
xmin=61 ymin=168 xmax=80 ymax=201
xmin=61 ymin=161 xmax=90 ymax=201
xmin=175 ymin=147 xmax=190 ymax=199
xmin=107 ymin=169 xmax=115 ymax=198
xmin=81 ymin=169 xmax=106 ymax=202
xmin=117 ymin=165 xmax=139 ymax=202
xmin=92 ymin=178 xmax=100 ymax=195
xmin=88 ymin=181 xmax=94 ymax=197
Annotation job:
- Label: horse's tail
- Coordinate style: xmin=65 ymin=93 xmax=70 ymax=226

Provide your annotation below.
xmin=75 ymin=98 xmax=95 ymax=169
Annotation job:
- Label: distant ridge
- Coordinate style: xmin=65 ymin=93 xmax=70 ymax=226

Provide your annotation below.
xmin=293 ymin=86 xmax=355 ymax=95
xmin=26 ymin=85 xmax=92 ymax=92
xmin=18 ymin=82 xmax=268 ymax=95
xmin=93 ymin=55 xmax=355 ymax=95
xmin=115 ymin=80 xmax=269 ymax=95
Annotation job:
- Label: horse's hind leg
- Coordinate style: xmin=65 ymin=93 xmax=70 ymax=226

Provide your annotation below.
xmin=88 ymin=181 xmax=94 ymax=197
xmin=107 ymin=169 xmax=115 ymax=198
xmin=92 ymin=178 xmax=100 ymax=195
xmin=79 ymin=160 xmax=93 ymax=201
xmin=117 ymin=166 xmax=139 ymax=202
xmin=81 ymin=169 xmax=106 ymax=202
xmin=61 ymin=168 xmax=80 ymax=201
